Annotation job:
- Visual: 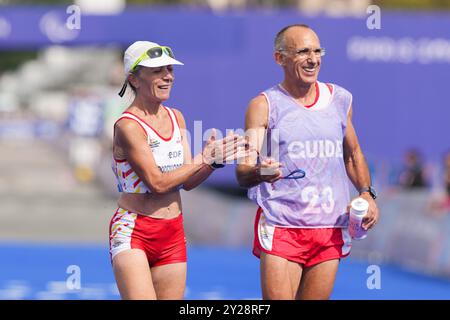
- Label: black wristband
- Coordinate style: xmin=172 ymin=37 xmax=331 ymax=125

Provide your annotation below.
xmin=359 ymin=186 xmax=377 ymax=200
xmin=210 ymin=162 xmax=225 ymax=169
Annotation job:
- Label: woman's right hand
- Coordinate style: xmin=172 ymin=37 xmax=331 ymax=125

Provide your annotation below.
xmin=202 ymin=129 xmax=247 ymax=166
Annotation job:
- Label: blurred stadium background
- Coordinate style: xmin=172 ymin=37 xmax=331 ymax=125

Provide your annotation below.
xmin=0 ymin=0 xmax=449 ymax=299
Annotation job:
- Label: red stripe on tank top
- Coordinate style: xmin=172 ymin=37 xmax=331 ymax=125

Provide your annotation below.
xmin=133 ymin=178 xmax=142 ymax=188
xmin=123 ymin=168 xmax=133 ymax=178
xmin=170 ymin=108 xmax=181 ymax=130
xmin=304 ymin=82 xmax=320 ymax=108
xmin=123 ymin=108 xmax=174 ymax=141
xmin=326 ymin=83 xmax=333 ymax=94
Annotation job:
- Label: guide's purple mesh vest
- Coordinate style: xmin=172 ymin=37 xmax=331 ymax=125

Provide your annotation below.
xmin=248 ymin=82 xmax=352 ymax=228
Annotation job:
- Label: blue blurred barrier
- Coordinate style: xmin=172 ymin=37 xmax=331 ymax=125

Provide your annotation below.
xmin=0 ymin=119 xmax=60 ymax=139
xmin=351 ymin=189 xmax=450 ymax=279
xmin=67 ymin=95 xmax=103 ymax=137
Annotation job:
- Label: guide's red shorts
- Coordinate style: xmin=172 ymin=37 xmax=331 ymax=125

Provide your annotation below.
xmin=253 ymin=207 xmax=351 ymax=267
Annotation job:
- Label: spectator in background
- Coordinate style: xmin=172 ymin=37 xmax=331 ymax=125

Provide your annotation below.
xmin=399 ymin=149 xmax=427 ymax=189
xmin=428 ymin=151 xmax=450 ymax=215
xmin=441 ymin=151 xmax=450 ymax=209
xmin=445 ymin=152 xmax=450 ymax=200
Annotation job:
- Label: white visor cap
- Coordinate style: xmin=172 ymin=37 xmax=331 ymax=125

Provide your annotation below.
xmin=123 ymin=41 xmax=184 ymax=75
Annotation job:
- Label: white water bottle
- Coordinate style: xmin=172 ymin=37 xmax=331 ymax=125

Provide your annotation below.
xmin=349 ymin=198 xmax=369 ymax=240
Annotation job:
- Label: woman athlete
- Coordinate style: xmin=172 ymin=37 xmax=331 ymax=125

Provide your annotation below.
xmin=110 ymin=41 xmax=246 ymax=299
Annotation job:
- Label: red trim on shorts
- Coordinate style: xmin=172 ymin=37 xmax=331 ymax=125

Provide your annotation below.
xmin=123 ymin=108 xmax=174 ymax=142
xmin=304 ymin=82 xmax=319 ymax=108
xmin=152 ymin=258 xmax=187 ymax=267
xmin=253 ymin=213 xmax=307 ymax=264
xmin=108 ymin=208 xmax=121 ymax=263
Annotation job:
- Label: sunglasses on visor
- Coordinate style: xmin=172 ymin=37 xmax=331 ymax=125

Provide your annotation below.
xmin=129 ymin=46 xmax=175 ymax=72
xmin=118 ymin=46 xmax=175 ymax=97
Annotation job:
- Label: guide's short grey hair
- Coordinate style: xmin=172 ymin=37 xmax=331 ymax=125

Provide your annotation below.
xmin=274 ymin=24 xmax=311 ymax=51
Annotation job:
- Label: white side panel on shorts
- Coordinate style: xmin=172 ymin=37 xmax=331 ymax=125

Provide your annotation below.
xmin=110 ymin=209 xmax=137 ymax=260
xmin=341 ymin=228 xmax=352 ymax=255
xmin=258 ymin=213 xmax=276 ymax=252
